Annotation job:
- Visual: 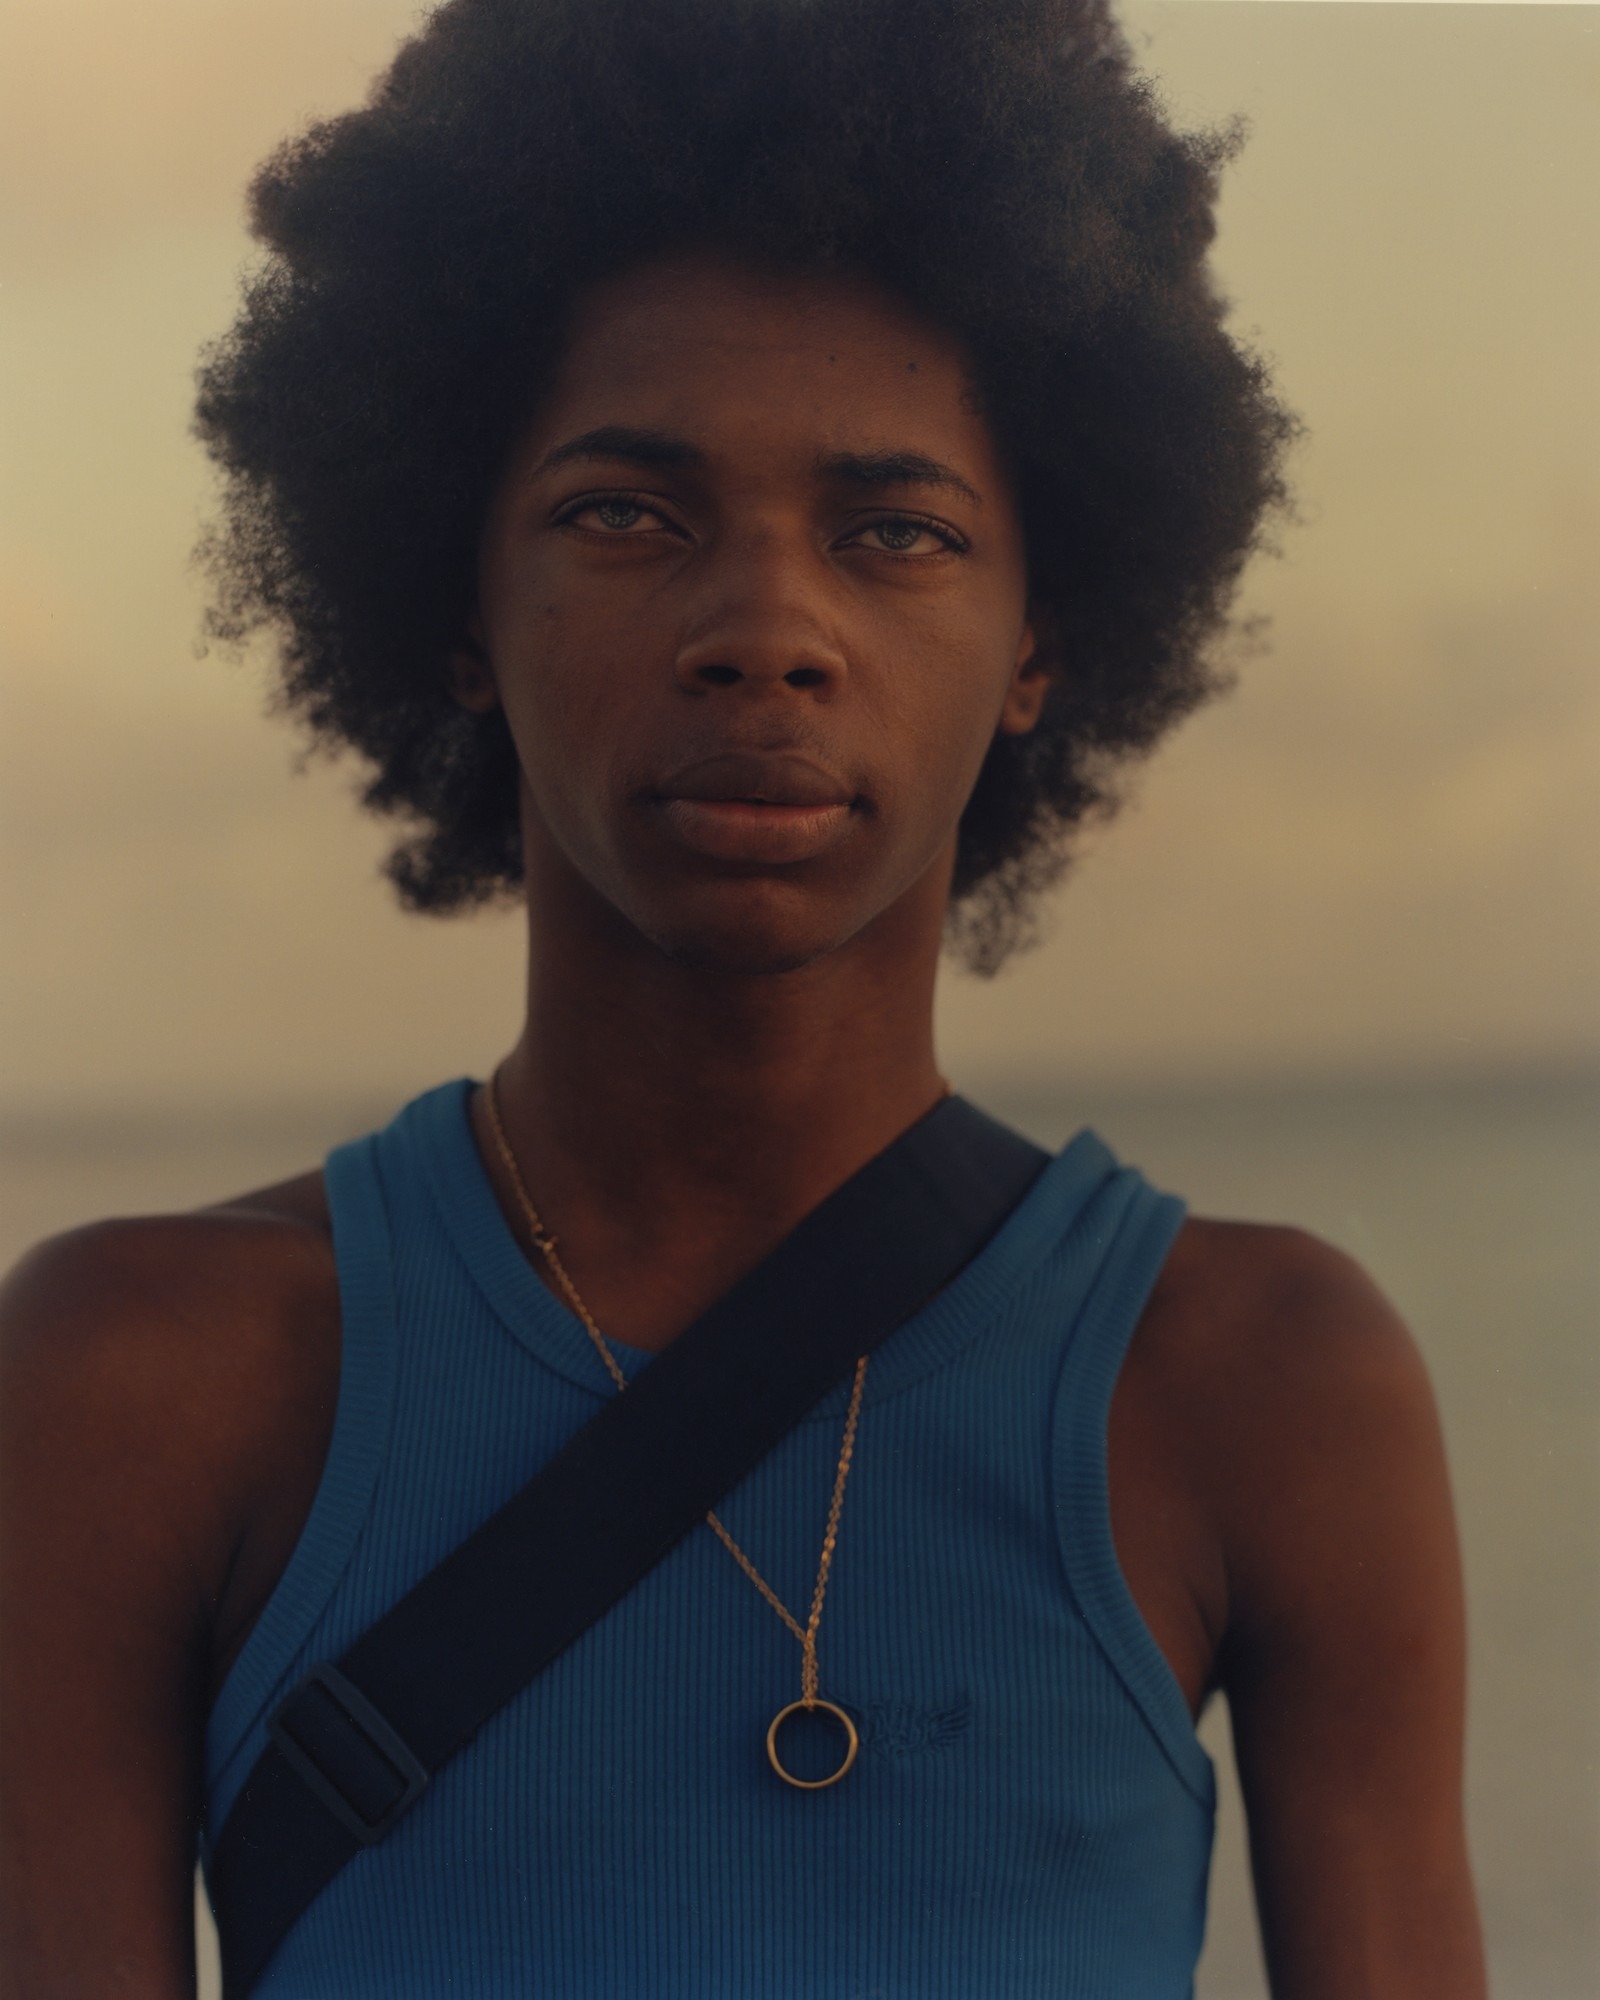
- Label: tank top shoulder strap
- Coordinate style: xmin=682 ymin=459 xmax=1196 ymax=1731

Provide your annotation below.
xmin=1047 ymin=1154 xmax=1213 ymax=1806
xmin=204 ymin=1122 xmax=404 ymax=1801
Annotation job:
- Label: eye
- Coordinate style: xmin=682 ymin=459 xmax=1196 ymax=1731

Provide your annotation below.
xmin=555 ymin=493 xmax=676 ymax=535
xmin=845 ymin=514 xmax=967 ymax=557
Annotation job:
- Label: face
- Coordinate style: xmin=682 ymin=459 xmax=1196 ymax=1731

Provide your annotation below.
xmin=454 ymin=253 xmax=1048 ymax=975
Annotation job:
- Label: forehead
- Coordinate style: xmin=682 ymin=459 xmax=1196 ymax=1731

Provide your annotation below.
xmin=522 ymin=253 xmax=998 ymax=473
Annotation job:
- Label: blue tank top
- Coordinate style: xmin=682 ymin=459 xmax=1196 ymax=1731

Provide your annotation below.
xmin=201 ymin=1079 xmax=1216 ymax=1996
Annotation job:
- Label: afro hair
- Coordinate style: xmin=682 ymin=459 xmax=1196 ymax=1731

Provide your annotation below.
xmin=194 ymin=0 xmax=1297 ymax=972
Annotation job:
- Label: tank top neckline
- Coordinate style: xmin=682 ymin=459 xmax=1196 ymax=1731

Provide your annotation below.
xmin=401 ymin=1077 xmax=1119 ymax=1419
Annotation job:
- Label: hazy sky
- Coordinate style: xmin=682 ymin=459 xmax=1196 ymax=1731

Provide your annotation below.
xmin=2 ymin=0 xmax=1596 ymax=1116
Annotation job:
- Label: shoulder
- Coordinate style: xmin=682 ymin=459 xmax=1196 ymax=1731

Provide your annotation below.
xmin=1136 ymin=1208 xmax=1464 ymax=1664
xmin=0 ymin=1174 xmax=337 ymax=1461
xmin=1134 ymin=1215 xmax=1436 ymax=1442
xmin=0 ymin=1174 xmax=341 ymax=1683
xmin=1129 ymin=1216 xmax=1454 ymax=1639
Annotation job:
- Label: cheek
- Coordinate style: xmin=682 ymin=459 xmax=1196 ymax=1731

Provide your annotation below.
xmin=870 ymin=620 xmax=1022 ymax=815
xmin=488 ymin=565 xmax=634 ymax=743
xmin=493 ymin=625 xmax=636 ymax=850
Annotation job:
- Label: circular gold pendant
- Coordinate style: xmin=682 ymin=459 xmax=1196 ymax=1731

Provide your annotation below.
xmin=766 ymin=1698 xmax=860 ymax=1790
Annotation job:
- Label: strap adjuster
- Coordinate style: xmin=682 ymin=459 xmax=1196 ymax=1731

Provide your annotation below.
xmin=268 ymin=1664 xmax=429 ymax=1846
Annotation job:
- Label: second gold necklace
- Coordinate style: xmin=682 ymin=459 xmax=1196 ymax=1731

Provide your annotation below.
xmin=484 ymin=1071 xmax=867 ymax=1790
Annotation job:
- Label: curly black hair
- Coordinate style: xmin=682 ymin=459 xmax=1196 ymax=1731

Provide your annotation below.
xmin=194 ymin=0 xmax=1296 ymax=974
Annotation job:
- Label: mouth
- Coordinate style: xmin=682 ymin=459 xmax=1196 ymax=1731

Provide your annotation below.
xmin=650 ymin=752 xmax=863 ymax=865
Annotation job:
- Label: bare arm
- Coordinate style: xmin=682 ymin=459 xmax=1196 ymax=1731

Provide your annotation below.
xmin=0 ymin=1227 xmax=214 ymax=1997
xmin=0 ymin=1204 xmax=336 ymax=1999
xmin=1214 ymin=1235 xmax=1487 ymax=1998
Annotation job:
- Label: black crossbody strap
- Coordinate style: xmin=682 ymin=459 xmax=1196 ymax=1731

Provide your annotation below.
xmin=209 ymin=1094 xmax=1049 ymax=1995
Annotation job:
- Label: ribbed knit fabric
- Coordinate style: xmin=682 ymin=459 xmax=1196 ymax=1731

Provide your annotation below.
xmin=200 ymin=1079 xmax=1215 ymax=1997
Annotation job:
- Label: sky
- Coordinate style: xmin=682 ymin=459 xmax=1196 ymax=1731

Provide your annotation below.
xmin=1 ymin=0 xmax=1596 ymax=1118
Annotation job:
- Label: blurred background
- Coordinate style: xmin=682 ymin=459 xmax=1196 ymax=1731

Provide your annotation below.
xmin=1 ymin=1 xmax=1595 ymax=1993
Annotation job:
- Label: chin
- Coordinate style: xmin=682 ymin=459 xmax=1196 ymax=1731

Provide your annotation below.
xmin=634 ymin=879 xmax=873 ymax=978
xmin=649 ymin=919 xmax=842 ymax=979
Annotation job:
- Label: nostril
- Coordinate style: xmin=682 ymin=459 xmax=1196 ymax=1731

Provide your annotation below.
xmin=697 ymin=665 xmax=741 ymax=688
xmin=785 ymin=667 xmax=828 ymax=689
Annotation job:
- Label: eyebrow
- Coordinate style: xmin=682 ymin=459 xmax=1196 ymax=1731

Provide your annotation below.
xmin=814 ymin=449 xmax=983 ymax=509
xmin=530 ymin=426 xmax=707 ymax=478
xmin=530 ymin=426 xmax=982 ymax=508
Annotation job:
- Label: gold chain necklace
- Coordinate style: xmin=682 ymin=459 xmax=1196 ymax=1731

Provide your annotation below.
xmin=483 ymin=1070 xmax=867 ymax=1790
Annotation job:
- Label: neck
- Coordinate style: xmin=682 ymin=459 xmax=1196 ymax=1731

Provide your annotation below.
xmin=479 ymin=867 xmax=950 ymax=1346
xmin=511 ymin=912 xmax=946 ymax=1207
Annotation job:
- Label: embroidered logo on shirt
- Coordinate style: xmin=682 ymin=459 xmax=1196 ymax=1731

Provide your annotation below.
xmin=852 ymin=1692 xmax=971 ymax=1758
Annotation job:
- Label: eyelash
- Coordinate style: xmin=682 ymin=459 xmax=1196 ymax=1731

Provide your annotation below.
xmin=552 ymin=493 xmax=677 ymax=535
xmin=850 ymin=513 xmax=969 ymax=557
xmin=552 ymin=492 xmax=969 ymax=556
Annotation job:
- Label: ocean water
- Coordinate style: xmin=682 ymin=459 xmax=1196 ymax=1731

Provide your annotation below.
xmin=3 ymin=1068 xmax=1595 ymax=1998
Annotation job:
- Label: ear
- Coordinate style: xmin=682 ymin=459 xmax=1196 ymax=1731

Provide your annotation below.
xmin=995 ymin=609 xmax=1055 ymax=738
xmin=447 ymin=617 xmax=501 ymax=714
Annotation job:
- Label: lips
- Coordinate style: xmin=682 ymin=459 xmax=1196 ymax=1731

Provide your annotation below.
xmin=655 ymin=753 xmax=855 ymax=810
xmin=650 ymin=753 xmax=861 ymax=865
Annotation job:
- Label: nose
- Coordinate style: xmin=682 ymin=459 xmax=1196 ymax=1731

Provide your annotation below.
xmin=671 ymin=529 xmax=850 ymax=699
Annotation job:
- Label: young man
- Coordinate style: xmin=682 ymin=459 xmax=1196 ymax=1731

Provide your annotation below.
xmin=0 ymin=0 xmax=1486 ymax=1993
